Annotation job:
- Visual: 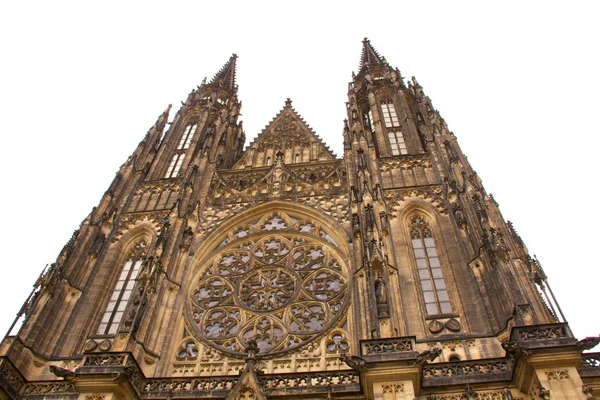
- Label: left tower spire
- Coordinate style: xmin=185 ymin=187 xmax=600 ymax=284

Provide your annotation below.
xmin=7 ymin=54 xmax=246 ymax=363
xmin=209 ymin=53 xmax=238 ymax=90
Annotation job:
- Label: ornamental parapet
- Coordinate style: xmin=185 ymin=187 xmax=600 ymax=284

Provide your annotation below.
xmin=141 ymin=370 xmax=360 ymax=398
xmin=21 ymin=382 xmax=77 ymax=397
xmin=421 ymin=357 xmax=514 ymax=387
xmin=18 ymin=353 xmax=362 ymax=399
xmin=578 ymin=352 xmax=600 ymax=378
xmin=0 ymin=357 xmax=25 ymax=399
xmin=360 ymin=336 xmax=417 ymax=361
xmin=509 ymin=323 xmax=576 ymax=349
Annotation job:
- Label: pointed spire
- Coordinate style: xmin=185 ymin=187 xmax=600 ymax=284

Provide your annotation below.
xmin=359 ymin=38 xmax=383 ymax=70
xmin=209 ymin=53 xmax=238 ymax=90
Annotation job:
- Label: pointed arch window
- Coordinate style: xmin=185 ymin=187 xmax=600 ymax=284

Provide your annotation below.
xmin=364 ymin=110 xmax=374 ymax=131
xmin=97 ymin=240 xmax=147 ymax=335
xmin=388 ymin=132 xmax=407 ymax=155
xmin=410 ymin=216 xmax=452 ymax=316
xmin=165 ymin=153 xmax=185 ymax=178
xmin=381 ymin=100 xmax=400 ymax=127
xmin=177 ymin=123 xmax=197 ymax=150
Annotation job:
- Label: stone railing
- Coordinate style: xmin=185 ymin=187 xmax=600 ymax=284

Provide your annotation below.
xmin=21 ymin=382 xmax=77 ymax=397
xmin=509 ymin=323 xmax=576 ymax=348
xmin=0 ymin=357 xmax=26 ymax=398
xmin=78 ymin=352 xmax=147 ymax=394
xmin=143 ymin=376 xmax=238 ymax=394
xmin=360 ymin=337 xmax=417 ymax=361
xmin=422 ymin=357 xmax=514 ymax=387
xmin=260 ymin=370 xmax=360 ymax=397
xmin=73 ymin=353 xmax=361 ymax=398
xmin=140 ymin=370 xmax=360 ymax=398
xmin=82 ymin=353 xmax=129 ymax=367
xmin=578 ymin=352 xmax=600 ymax=378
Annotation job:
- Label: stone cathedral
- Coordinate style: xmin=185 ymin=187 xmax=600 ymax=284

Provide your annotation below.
xmin=0 ymin=39 xmax=598 ymax=400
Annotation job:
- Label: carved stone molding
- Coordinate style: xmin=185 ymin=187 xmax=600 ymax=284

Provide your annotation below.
xmin=112 ymin=211 xmax=169 ymax=242
xmin=379 ymin=154 xmax=433 ymax=172
xmin=199 ymin=203 xmax=252 ymax=235
xmin=387 ymin=186 xmax=448 ymax=217
xmin=545 ymin=369 xmax=570 ymax=380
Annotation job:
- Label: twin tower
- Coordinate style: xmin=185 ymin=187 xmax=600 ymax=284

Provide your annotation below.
xmin=0 ymin=39 xmax=597 ymax=400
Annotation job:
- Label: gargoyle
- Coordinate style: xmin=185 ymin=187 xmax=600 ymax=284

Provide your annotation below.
xmin=412 ymin=347 xmax=442 ymax=366
xmin=49 ymin=365 xmax=76 ymax=379
xmin=577 ymin=336 xmax=600 ymax=351
xmin=502 ymin=340 xmax=531 ymax=358
xmin=339 ymin=353 xmax=368 ymax=372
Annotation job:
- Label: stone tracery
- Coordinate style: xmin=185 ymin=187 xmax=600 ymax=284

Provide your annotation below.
xmin=186 ymin=210 xmax=350 ymax=357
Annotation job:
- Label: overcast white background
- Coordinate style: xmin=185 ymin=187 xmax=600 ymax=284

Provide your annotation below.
xmin=0 ymin=2 xmax=598 ymax=343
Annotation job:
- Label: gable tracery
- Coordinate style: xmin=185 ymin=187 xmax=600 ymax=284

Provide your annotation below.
xmin=210 ymin=161 xmax=347 ymax=203
xmin=185 ymin=209 xmax=350 ymax=358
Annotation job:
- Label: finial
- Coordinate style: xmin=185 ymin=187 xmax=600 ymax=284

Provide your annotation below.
xmin=285 ymin=98 xmax=292 ymax=108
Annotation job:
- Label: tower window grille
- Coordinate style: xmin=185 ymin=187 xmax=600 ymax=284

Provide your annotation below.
xmin=410 ymin=216 xmax=452 ymax=316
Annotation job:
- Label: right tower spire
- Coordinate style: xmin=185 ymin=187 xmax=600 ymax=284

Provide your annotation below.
xmin=345 ymin=38 xmax=561 ymax=343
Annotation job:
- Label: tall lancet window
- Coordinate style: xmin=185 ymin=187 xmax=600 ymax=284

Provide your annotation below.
xmin=97 ymin=240 xmax=147 ymax=335
xmin=178 ymin=123 xmax=197 ymax=150
xmin=165 ymin=153 xmax=185 ymax=178
xmin=165 ymin=122 xmax=197 ymax=178
xmin=381 ymin=100 xmax=400 ymax=127
xmin=388 ymin=131 xmax=407 ymax=155
xmin=410 ymin=216 xmax=452 ymax=316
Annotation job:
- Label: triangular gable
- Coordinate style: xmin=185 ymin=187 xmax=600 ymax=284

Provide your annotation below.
xmin=233 ymin=99 xmax=336 ymax=169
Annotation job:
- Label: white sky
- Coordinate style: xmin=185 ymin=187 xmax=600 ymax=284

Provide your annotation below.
xmin=0 ymin=1 xmax=598 ymax=343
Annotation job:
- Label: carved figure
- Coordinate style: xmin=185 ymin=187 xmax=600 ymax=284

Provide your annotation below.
xmin=88 ymin=233 xmax=105 ymax=257
xmin=374 ymin=278 xmax=387 ymax=304
xmin=180 ymin=226 xmax=193 ymax=251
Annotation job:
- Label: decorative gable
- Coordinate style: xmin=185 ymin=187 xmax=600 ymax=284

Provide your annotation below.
xmin=233 ymin=99 xmax=336 ymax=169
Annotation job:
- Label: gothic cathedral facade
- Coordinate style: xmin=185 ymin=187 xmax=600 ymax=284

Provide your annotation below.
xmin=1 ymin=39 xmax=598 ymax=400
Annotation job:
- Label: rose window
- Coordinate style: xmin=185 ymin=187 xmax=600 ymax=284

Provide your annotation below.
xmin=237 ymin=267 xmax=298 ymax=311
xmin=185 ymin=211 xmax=349 ymax=357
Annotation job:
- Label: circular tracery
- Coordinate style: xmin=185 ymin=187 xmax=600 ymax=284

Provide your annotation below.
xmin=185 ymin=211 xmax=350 ymax=357
xmin=237 ymin=267 xmax=298 ymax=311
